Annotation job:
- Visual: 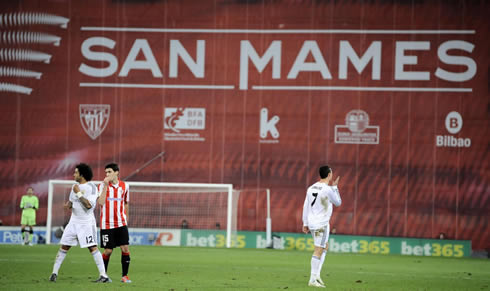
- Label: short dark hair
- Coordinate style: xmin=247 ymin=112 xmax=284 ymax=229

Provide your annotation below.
xmin=319 ymin=165 xmax=331 ymax=179
xmin=76 ymin=163 xmax=93 ymax=181
xmin=105 ymin=163 xmax=119 ymax=172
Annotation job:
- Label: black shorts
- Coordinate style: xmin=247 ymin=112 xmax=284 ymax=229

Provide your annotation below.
xmin=100 ymin=226 xmax=129 ymax=249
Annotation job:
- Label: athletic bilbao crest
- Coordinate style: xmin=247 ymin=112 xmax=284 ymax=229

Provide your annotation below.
xmin=79 ymin=104 xmax=110 ymax=140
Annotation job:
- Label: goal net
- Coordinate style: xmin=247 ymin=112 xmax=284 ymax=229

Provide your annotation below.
xmin=46 ymin=180 xmax=238 ymax=247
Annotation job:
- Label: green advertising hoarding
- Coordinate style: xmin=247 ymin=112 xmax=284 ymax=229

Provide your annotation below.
xmin=181 ymin=230 xmax=472 ymax=258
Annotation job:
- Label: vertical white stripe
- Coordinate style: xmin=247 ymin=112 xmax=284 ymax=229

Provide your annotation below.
xmin=114 ymin=188 xmax=119 ymax=228
xmin=101 ymin=204 xmax=105 ymax=229
xmin=117 ymin=188 xmax=122 ymax=228
xmin=121 ymin=187 xmax=127 ymax=225
xmin=109 ymin=187 xmax=114 ymax=228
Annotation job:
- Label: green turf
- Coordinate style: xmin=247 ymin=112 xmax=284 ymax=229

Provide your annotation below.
xmin=1 ymin=244 xmax=488 ymax=290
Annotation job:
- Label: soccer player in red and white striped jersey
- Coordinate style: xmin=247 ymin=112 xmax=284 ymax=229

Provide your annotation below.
xmin=97 ymin=163 xmax=132 ymax=283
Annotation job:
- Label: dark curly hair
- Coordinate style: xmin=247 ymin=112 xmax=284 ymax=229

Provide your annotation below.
xmin=76 ymin=163 xmax=93 ymax=181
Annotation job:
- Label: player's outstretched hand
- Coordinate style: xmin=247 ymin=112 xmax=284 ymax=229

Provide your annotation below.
xmin=332 ymin=176 xmax=340 ymax=186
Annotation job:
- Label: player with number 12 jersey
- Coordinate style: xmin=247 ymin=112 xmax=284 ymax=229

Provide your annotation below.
xmin=68 ymin=183 xmax=99 ymax=226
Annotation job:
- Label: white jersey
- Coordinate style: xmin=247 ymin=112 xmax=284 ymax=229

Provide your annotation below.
xmin=68 ymin=182 xmax=98 ymax=224
xmin=302 ymin=182 xmax=342 ymax=230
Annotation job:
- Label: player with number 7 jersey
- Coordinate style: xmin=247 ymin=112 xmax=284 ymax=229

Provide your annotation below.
xmin=302 ymin=165 xmax=342 ymax=288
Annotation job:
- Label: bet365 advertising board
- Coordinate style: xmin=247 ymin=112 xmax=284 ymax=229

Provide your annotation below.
xmin=0 ymin=227 xmax=470 ymax=258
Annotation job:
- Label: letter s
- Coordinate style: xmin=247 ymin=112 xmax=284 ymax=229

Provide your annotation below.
xmin=435 ymin=40 xmax=476 ymax=82
xmin=79 ymin=37 xmax=118 ymax=77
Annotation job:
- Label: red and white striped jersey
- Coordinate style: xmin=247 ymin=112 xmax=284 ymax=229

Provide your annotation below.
xmin=98 ymin=181 xmax=130 ymax=230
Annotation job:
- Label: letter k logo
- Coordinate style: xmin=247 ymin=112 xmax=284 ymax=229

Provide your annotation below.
xmin=260 ymin=108 xmax=280 ymax=139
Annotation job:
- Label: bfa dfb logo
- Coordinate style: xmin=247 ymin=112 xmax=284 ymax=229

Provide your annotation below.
xmin=436 ymin=111 xmax=471 ymax=148
xmin=79 ymin=104 xmax=110 ymax=140
xmin=164 ymin=108 xmax=186 ymax=133
xmin=163 ymin=107 xmax=206 ymax=141
xmin=260 ymin=108 xmax=279 ymax=144
xmin=164 ymin=107 xmax=205 ymax=133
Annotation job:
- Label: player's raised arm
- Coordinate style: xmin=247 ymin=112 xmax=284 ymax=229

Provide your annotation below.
xmin=327 ymin=176 xmax=342 ymax=207
xmin=74 ymin=184 xmax=93 ymax=210
xmin=97 ymin=177 xmax=110 ymax=206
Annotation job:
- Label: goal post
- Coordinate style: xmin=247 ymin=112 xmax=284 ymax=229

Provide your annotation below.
xmin=266 ymin=188 xmax=271 ymax=247
xmin=46 ymin=180 xmax=235 ymax=247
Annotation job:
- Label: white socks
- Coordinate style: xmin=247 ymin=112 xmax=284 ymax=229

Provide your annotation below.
xmin=318 ymin=250 xmax=327 ymax=274
xmin=52 ymin=249 xmax=67 ymax=275
xmin=91 ymin=249 xmax=107 ymax=277
xmin=52 ymin=248 xmax=107 ymax=278
xmin=310 ymin=255 xmax=321 ymax=282
xmin=310 ymin=250 xmax=327 ymax=282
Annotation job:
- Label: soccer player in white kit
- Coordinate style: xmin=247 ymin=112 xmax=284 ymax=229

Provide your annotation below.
xmin=302 ymin=165 xmax=341 ymax=288
xmin=49 ymin=163 xmax=111 ymax=283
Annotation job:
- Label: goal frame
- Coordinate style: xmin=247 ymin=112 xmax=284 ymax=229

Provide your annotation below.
xmin=47 ymin=180 xmax=234 ymax=247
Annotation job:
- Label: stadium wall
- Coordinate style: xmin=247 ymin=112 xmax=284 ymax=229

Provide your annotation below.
xmin=0 ymin=0 xmax=488 ymax=250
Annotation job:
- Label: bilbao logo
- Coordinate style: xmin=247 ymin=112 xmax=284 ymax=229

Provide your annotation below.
xmin=0 ymin=12 xmax=69 ymax=95
xmin=436 ymin=111 xmax=471 ymax=148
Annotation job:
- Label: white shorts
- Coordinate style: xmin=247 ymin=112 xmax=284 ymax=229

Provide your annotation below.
xmin=60 ymin=222 xmax=98 ymax=248
xmin=311 ymin=224 xmax=330 ymax=248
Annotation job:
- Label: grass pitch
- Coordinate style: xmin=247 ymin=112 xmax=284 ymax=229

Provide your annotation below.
xmin=1 ymin=244 xmax=488 ymax=290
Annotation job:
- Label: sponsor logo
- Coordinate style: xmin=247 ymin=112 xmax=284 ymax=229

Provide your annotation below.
xmin=79 ymin=104 xmax=111 ymax=140
xmin=155 ymin=232 xmax=180 ymax=246
xmin=163 ymin=107 xmax=205 ymax=141
xmin=335 ymin=109 xmax=379 ymax=144
xmin=436 ymin=111 xmax=471 ymax=148
xmin=1 ymin=230 xmax=41 ymax=244
xmin=259 ymin=107 xmax=279 ymax=143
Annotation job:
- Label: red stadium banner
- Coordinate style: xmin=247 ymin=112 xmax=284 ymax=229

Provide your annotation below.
xmin=0 ymin=0 xmax=488 ymax=250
